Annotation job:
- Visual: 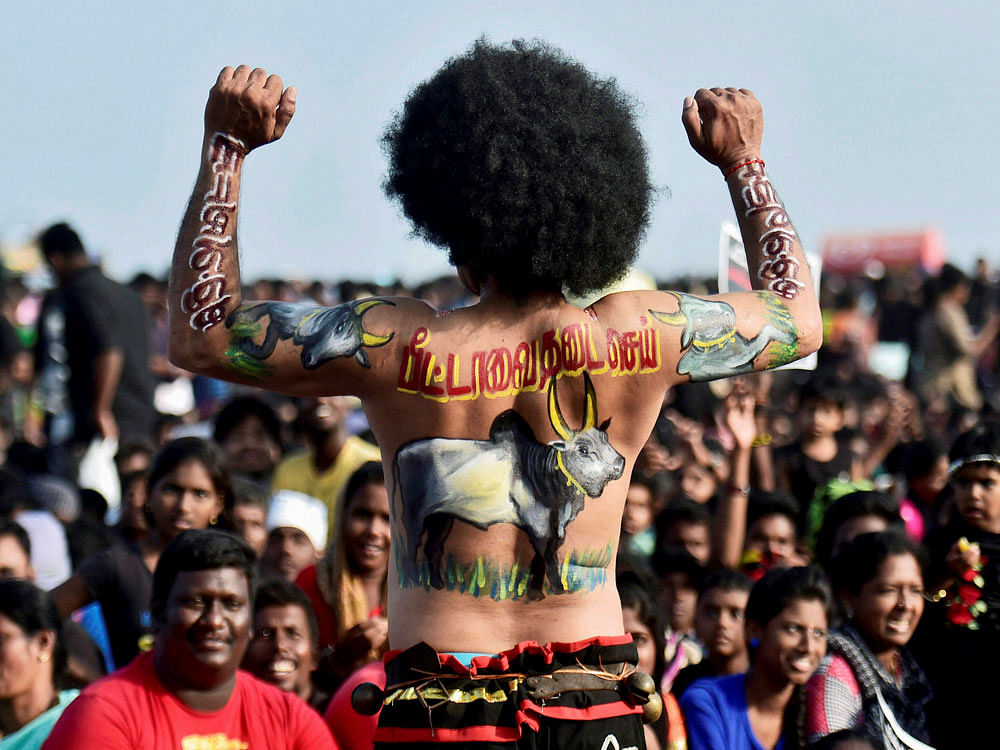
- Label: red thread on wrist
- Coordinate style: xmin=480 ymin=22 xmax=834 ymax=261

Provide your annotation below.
xmin=723 ymin=158 xmax=765 ymax=180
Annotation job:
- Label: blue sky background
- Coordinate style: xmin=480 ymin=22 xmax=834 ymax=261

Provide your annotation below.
xmin=3 ymin=1 xmax=998 ymax=286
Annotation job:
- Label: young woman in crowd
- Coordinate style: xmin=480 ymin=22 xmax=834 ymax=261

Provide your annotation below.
xmin=806 ymin=531 xmax=933 ymax=747
xmin=50 ymin=437 xmax=231 ymax=670
xmin=0 ymin=580 xmax=77 ymax=749
xmin=681 ymin=566 xmax=832 ymax=750
xmin=296 ymin=461 xmax=390 ymax=689
xmin=619 ymin=576 xmax=686 ymax=750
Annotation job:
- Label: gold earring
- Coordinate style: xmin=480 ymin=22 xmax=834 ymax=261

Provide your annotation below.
xmin=209 ymin=515 xmax=218 ymax=526
xmin=38 ymin=653 xmax=50 ymax=663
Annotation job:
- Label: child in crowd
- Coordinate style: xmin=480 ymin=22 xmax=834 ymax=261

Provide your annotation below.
xmin=657 ymin=498 xmax=712 ymax=566
xmin=260 ymin=489 xmax=327 ymax=583
xmin=230 ymin=476 xmax=269 ymax=559
xmin=775 ymin=378 xmax=861 ymax=537
xmin=622 ymin=469 xmax=670 ymax=558
xmin=672 ymin=570 xmax=752 ymax=698
xmin=652 ymin=549 xmax=704 ymax=690
xmin=743 ymin=491 xmax=803 ymax=572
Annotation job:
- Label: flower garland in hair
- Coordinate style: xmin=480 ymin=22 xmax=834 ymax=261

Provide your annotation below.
xmin=941 ymin=538 xmax=988 ymax=630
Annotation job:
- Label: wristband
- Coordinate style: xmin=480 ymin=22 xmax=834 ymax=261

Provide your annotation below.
xmin=722 ymin=158 xmax=765 ymax=180
xmin=726 ymin=484 xmax=751 ymax=497
xmin=752 ymin=433 xmax=773 ymax=447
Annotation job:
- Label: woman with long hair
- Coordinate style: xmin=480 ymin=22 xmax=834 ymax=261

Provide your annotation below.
xmin=51 ymin=437 xmax=232 ymax=670
xmin=681 ymin=566 xmax=832 ymax=750
xmin=807 ymin=531 xmax=933 ymax=748
xmin=296 ymin=462 xmax=389 ymax=688
xmin=0 ymin=580 xmax=77 ymax=749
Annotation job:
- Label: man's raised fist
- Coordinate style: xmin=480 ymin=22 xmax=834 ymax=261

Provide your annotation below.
xmin=204 ymin=65 xmax=296 ymax=151
xmin=681 ymin=87 xmax=763 ymax=171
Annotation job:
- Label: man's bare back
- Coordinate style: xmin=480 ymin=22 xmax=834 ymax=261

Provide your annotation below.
xmin=168 ymin=58 xmax=820 ymax=656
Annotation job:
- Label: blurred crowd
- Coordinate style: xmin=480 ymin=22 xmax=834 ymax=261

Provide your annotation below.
xmin=0 ymin=222 xmax=996 ymax=749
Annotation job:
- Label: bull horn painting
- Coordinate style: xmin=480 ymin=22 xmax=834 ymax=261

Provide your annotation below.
xmin=547 ymin=372 xmax=598 ymax=441
xmin=393 ymin=371 xmax=625 ymax=600
xmin=225 ymin=297 xmax=396 ymax=372
xmin=649 ymin=291 xmax=797 ymax=381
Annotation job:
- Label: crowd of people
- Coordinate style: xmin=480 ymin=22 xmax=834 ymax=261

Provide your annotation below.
xmin=1 ymin=39 xmax=998 ymax=750
xmin=0 ymin=230 xmax=994 ymax=749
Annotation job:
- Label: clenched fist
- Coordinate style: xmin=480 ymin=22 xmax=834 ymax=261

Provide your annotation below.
xmin=204 ymin=65 xmax=296 ymax=151
xmin=681 ymin=87 xmax=763 ymax=170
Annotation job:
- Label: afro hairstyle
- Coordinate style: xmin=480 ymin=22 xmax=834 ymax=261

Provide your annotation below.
xmin=382 ymin=38 xmax=653 ymax=298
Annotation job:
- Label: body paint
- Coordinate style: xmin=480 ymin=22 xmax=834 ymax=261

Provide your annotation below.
xmin=394 ymin=544 xmax=614 ymax=601
xmin=737 ymin=162 xmax=805 ymax=300
xmin=396 ymin=318 xmax=660 ymax=402
xmin=180 ymin=133 xmax=245 ymax=331
xmin=222 ymin=298 xmax=395 ymax=378
xmin=392 ymin=372 xmax=623 ymax=599
xmin=649 ymin=291 xmax=798 ymax=381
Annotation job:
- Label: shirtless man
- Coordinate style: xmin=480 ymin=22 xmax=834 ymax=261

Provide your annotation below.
xmin=169 ymin=40 xmax=820 ymax=748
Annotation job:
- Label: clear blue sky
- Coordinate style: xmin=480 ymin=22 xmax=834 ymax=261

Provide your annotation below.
xmin=4 ymin=1 xmax=998 ymax=286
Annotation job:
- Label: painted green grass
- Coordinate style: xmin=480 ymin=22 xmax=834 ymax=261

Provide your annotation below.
xmin=397 ymin=543 xmax=614 ymax=601
xmin=221 ymin=318 xmax=274 ymax=380
xmin=755 ymin=291 xmax=800 ymax=368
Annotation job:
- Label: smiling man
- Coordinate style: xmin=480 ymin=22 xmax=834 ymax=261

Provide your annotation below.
xmin=43 ymin=530 xmax=335 ymax=749
xmin=243 ymin=578 xmax=328 ymax=713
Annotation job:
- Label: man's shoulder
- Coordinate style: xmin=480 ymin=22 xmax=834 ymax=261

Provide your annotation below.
xmin=71 ymin=653 xmax=158 ymax=717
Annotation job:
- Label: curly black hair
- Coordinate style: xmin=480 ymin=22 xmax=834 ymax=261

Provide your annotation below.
xmin=382 ymin=38 xmax=653 ymax=297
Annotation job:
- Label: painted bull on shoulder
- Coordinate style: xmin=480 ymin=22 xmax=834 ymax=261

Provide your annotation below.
xmin=394 ymin=371 xmax=625 ymax=598
xmin=649 ymin=292 xmax=796 ymax=381
xmin=226 ymin=298 xmax=394 ymax=369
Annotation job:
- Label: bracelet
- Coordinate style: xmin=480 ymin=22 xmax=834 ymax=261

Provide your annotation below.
xmin=726 ymin=484 xmax=751 ymax=497
xmin=722 ymin=158 xmax=765 ymax=180
xmin=752 ymin=433 xmax=773 ymax=447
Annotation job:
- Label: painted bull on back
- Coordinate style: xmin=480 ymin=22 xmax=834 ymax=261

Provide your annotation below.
xmin=649 ymin=292 xmax=796 ymax=381
xmin=225 ymin=298 xmax=394 ymax=369
xmin=394 ymin=371 xmax=624 ymax=598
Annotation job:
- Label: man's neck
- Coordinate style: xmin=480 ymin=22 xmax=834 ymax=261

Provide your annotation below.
xmin=709 ymin=649 xmax=749 ymax=676
xmin=154 ymin=653 xmax=238 ymax=712
xmin=312 ymin=430 xmax=347 ymax=472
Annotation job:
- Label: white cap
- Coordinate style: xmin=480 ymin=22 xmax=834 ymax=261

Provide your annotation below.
xmin=266 ymin=490 xmax=329 ymax=551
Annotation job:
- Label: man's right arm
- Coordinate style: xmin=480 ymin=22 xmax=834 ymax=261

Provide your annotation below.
xmin=168 ymin=66 xmax=414 ymax=398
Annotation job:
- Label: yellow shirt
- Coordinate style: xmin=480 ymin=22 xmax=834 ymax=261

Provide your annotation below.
xmin=271 ymin=436 xmax=381 ymax=526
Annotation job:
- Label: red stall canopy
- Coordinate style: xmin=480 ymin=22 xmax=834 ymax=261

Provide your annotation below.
xmin=821 ymin=228 xmax=946 ymax=275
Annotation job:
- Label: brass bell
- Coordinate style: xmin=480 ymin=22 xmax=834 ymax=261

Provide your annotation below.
xmin=626 ymin=671 xmax=656 ymax=703
xmin=641 ymin=691 xmax=663 ymax=724
xmin=351 ymin=682 xmax=385 ymax=715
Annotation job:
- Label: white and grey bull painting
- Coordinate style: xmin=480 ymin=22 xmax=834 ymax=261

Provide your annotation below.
xmin=393 ymin=371 xmax=625 ymax=599
xmin=649 ymin=292 xmax=796 ymax=381
xmin=225 ymin=298 xmax=394 ymax=369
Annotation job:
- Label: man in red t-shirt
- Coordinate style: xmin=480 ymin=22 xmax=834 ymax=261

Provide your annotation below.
xmin=44 ymin=530 xmax=336 ymax=749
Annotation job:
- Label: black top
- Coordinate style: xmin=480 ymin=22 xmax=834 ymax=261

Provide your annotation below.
xmin=59 ymin=266 xmax=156 ymax=446
xmin=78 ymin=542 xmax=154 ymax=670
xmin=775 ymin=442 xmax=855 ymax=531
xmin=911 ymin=521 xmax=1000 ymax=749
